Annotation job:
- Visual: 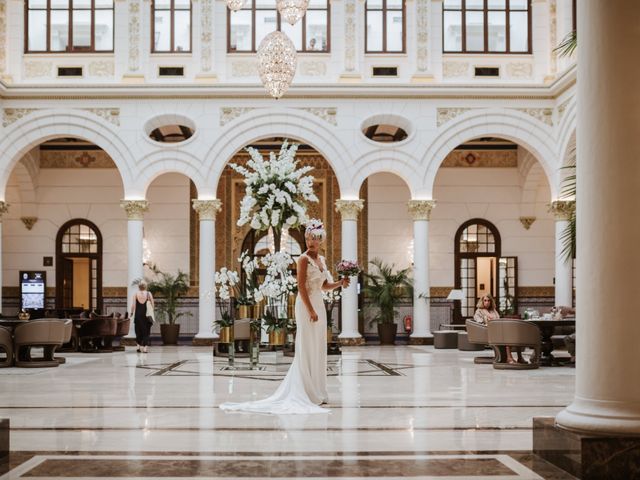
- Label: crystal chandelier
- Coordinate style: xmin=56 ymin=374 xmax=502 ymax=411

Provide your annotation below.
xmin=226 ymin=0 xmax=245 ymax=11
xmin=276 ymin=0 xmax=309 ymax=25
xmin=257 ymin=31 xmax=297 ymax=99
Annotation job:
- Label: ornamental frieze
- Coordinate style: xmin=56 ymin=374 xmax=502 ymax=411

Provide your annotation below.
xmin=436 ymin=108 xmax=473 ymax=127
xmin=2 ymin=108 xmax=38 ymax=127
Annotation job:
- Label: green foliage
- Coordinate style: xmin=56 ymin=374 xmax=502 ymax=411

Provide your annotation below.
xmin=135 ymin=264 xmax=191 ymax=325
xmin=362 ymin=258 xmax=413 ymax=325
xmin=262 ymin=309 xmax=288 ymax=333
xmin=214 ymin=311 xmax=233 ymax=328
xmin=554 ymin=30 xmax=577 ymax=58
xmin=560 ymin=146 xmax=577 ymax=262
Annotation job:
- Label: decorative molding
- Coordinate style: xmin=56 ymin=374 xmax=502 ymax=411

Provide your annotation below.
xmin=200 ymin=0 xmax=213 ymax=72
xmin=443 ymin=62 xmax=469 ymax=78
xmin=339 ymin=337 xmax=365 ymax=346
xmin=436 ymin=107 xmax=472 ymax=127
xmin=24 ymin=61 xmax=53 ymax=78
xmin=88 ymin=60 xmax=115 ymax=77
xmin=120 ymin=200 xmax=149 ymax=220
xmin=518 ymin=286 xmax=555 ymax=298
xmin=40 ymin=150 xmax=116 ymax=168
xmin=335 ymin=199 xmax=364 ymax=221
xmin=20 ymin=216 xmax=38 ymax=230
xmin=344 ymin=0 xmax=357 ymax=72
xmin=549 ymin=0 xmax=557 ymax=76
xmin=2 ymin=108 xmax=38 ymax=127
xmin=549 ymin=200 xmax=575 ymax=220
xmin=231 ymin=61 xmax=259 ymax=77
xmin=128 ymin=0 xmax=141 ymax=72
xmin=415 ymin=0 xmax=428 ymax=72
xmin=0 ymin=201 xmax=9 ymax=221
xmin=519 ymin=216 xmax=537 ymax=230
xmin=299 ymin=107 xmax=337 ymax=126
xmin=219 ymin=107 xmax=258 ymax=126
xmin=192 ymin=199 xmax=222 ymax=221
xmin=516 ymin=108 xmax=553 ymax=126
xmin=442 ymin=149 xmax=517 ymax=168
xmin=83 ymin=108 xmax=120 ymax=126
xmin=407 ymin=200 xmax=436 ymax=221
xmin=299 ymin=61 xmax=327 ymax=76
xmin=0 ymin=0 xmax=6 ymax=74
xmin=507 ymin=62 xmax=533 ymax=79
xmin=557 ymin=98 xmax=571 ymax=119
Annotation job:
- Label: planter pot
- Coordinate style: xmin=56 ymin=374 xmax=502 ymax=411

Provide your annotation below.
xmin=327 ymin=327 xmax=333 ymax=344
xmin=161 ymin=324 xmax=180 ymax=345
xmin=218 ymin=326 xmax=233 ymax=344
xmin=268 ymin=329 xmax=286 ymax=346
xmin=237 ymin=305 xmax=255 ymax=320
xmin=377 ymin=322 xmax=397 ymax=345
xmin=287 ymin=296 xmax=296 ymax=318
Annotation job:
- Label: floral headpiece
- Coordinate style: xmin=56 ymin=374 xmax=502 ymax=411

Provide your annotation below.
xmin=305 ymin=218 xmax=326 ymax=239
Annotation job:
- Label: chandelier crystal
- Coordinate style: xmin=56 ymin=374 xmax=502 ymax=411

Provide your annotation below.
xmin=257 ymin=31 xmax=297 ymax=99
xmin=226 ymin=0 xmax=245 ymax=11
xmin=276 ymin=0 xmax=309 ymax=25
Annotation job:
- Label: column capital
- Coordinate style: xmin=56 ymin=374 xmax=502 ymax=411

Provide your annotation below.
xmin=407 ymin=200 xmax=436 ymax=221
xmin=335 ymin=199 xmax=364 ymax=220
xmin=0 ymin=202 xmax=9 ymax=221
xmin=120 ymin=200 xmax=149 ymax=220
xmin=192 ymin=199 xmax=222 ymax=220
xmin=549 ymin=200 xmax=575 ymax=220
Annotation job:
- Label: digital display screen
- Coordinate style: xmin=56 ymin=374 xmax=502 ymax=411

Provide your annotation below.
xmin=20 ymin=271 xmax=46 ymax=310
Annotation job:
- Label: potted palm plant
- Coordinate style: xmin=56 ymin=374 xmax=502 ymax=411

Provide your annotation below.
xmin=143 ymin=265 xmax=191 ymax=345
xmin=363 ymin=258 xmax=413 ymax=345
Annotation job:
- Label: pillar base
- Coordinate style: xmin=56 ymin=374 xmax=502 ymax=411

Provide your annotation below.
xmin=192 ymin=337 xmax=216 ymax=347
xmin=533 ymin=417 xmax=640 ymax=479
xmin=409 ymin=336 xmax=434 ymax=346
xmin=0 ymin=418 xmax=9 ymax=460
xmin=339 ymin=337 xmax=366 ymax=346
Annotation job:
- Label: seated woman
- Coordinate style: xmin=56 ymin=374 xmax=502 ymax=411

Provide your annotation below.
xmin=473 ymin=294 xmax=525 ymax=364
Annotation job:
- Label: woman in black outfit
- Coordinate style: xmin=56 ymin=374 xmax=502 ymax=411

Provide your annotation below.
xmin=131 ymin=282 xmax=154 ymax=353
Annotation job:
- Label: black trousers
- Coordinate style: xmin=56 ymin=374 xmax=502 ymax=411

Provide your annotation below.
xmin=135 ymin=319 xmax=151 ymax=346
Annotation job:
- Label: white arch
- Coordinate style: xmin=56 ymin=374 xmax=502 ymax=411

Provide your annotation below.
xmin=350 ymin=148 xmax=422 ymax=198
xmin=421 ymin=108 xmax=559 ymax=199
xmin=204 ymin=108 xmax=352 ymax=197
xmin=0 ymin=109 xmax=135 ymax=199
xmin=519 ymin=148 xmax=548 ymax=217
xmin=134 ymin=149 xmax=209 ymax=198
xmin=557 ymin=96 xmax=577 ymax=168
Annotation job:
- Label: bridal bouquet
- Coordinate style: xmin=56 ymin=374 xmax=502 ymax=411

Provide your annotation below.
xmin=230 ymin=140 xmax=319 ymax=232
xmin=336 ymin=260 xmax=361 ymax=278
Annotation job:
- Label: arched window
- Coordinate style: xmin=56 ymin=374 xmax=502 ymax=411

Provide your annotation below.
xmin=443 ymin=0 xmax=530 ymax=53
xmin=56 ymin=219 xmax=102 ymax=313
xmin=365 ymin=0 xmax=405 ymax=53
xmin=228 ymin=0 xmax=330 ymax=53
xmin=25 ymin=0 xmax=114 ymax=53
xmin=152 ymin=0 xmax=191 ymax=53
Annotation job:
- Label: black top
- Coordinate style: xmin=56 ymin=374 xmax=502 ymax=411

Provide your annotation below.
xmin=134 ymin=293 xmax=149 ymax=323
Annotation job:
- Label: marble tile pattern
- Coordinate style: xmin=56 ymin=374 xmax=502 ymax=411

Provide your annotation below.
xmin=0 ymin=346 xmax=579 ymax=479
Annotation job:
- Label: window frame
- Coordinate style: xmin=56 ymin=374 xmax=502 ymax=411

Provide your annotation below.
xmin=442 ymin=0 xmax=532 ymax=54
xmin=226 ymin=0 xmax=331 ymax=54
xmin=24 ymin=0 xmax=115 ymax=54
xmin=151 ymin=0 xmax=193 ymax=54
xmin=365 ymin=0 xmax=406 ymax=54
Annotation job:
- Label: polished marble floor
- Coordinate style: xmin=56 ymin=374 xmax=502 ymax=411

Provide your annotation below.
xmin=0 ymin=346 xmax=577 ymax=479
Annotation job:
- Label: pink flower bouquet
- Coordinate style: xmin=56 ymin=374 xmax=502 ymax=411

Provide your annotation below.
xmin=336 ymin=260 xmax=361 ymax=278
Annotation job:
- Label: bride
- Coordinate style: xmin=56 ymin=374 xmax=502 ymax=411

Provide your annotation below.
xmin=220 ymin=219 xmax=349 ymax=414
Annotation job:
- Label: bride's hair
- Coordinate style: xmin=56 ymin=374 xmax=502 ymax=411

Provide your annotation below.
xmin=305 ymin=218 xmax=326 ymax=240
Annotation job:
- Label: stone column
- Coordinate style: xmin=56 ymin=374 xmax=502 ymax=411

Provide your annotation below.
xmin=407 ymin=200 xmax=436 ymax=343
xmin=0 ymin=202 xmax=9 ymax=314
xmin=549 ymin=200 xmax=574 ymax=308
xmin=335 ymin=199 xmax=364 ymax=345
xmin=192 ymin=199 xmax=222 ymax=345
xmin=120 ymin=200 xmax=148 ymax=339
xmin=556 ymin=0 xmax=640 ymax=435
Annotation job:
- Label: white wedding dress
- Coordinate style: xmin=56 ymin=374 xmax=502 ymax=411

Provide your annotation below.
xmin=220 ymin=253 xmax=330 ymax=415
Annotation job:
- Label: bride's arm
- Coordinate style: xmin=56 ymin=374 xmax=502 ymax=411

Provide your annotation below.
xmin=321 ymin=258 xmax=349 ymax=291
xmin=297 ymin=256 xmax=317 ymax=317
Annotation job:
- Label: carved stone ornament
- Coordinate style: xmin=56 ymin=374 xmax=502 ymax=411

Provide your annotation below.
xmin=83 ymin=108 xmax=120 ymax=126
xmin=200 ymin=0 xmax=213 ymax=72
xmin=557 ymin=98 xmax=571 ymax=119
xmin=0 ymin=0 xmax=6 ymax=74
xmin=415 ymin=0 xmax=428 ymax=72
xmin=343 ymin=0 xmax=356 ymax=72
xmin=24 ymin=61 xmax=53 ymax=78
xmin=443 ymin=62 xmax=469 ymax=78
xmin=516 ymin=108 xmax=554 ymax=126
xmin=3 ymin=108 xmax=38 ymax=127
xmin=88 ymin=61 xmax=115 ymax=77
xmin=519 ymin=216 xmax=536 ymax=230
xmin=299 ymin=107 xmax=337 ymax=126
xmin=549 ymin=200 xmax=575 ymax=220
xmin=0 ymin=201 xmax=9 ymax=220
xmin=549 ymin=0 xmax=557 ymax=76
xmin=120 ymin=200 xmax=149 ymax=220
xmin=436 ymin=108 xmax=472 ymax=127
xmin=335 ymin=199 xmax=364 ymax=221
xmin=192 ymin=199 xmax=222 ymax=221
xmin=220 ymin=107 xmax=259 ymax=126
xmin=128 ymin=0 xmax=141 ymax=72
xmin=21 ymin=217 xmax=38 ymax=230
xmin=299 ymin=61 xmax=327 ymax=77
xmin=407 ymin=200 xmax=436 ymax=221
xmin=507 ymin=62 xmax=533 ymax=78
xmin=231 ymin=61 xmax=259 ymax=77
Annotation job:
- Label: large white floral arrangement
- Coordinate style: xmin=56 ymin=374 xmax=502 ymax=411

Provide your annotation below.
xmin=258 ymin=251 xmax=297 ymax=302
xmin=230 ymin=140 xmax=318 ymax=231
